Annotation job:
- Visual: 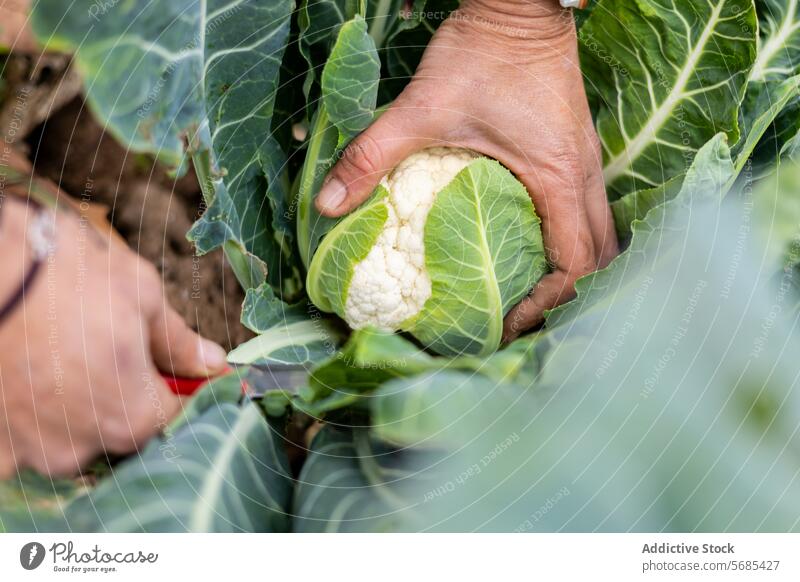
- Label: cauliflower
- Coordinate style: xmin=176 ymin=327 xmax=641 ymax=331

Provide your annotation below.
xmin=344 ymin=147 xmax=478 ymax=330
xmin=308 ymin=146 xmax=546 ymax=357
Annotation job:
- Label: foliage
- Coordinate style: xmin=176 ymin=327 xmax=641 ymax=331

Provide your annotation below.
xmin=8 ymin=0 xmax=800 ymax=532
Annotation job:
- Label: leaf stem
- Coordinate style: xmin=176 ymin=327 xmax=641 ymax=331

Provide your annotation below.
xmin=368 ymin=0 xmax=394 ymax=47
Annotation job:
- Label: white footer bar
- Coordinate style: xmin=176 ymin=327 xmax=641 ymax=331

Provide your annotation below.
xmin=1 ymin=533 xmax=798 ymax=581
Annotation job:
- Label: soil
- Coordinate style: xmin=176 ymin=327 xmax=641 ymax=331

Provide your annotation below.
xmin=24 ymin=96 xmax=252 ymax=350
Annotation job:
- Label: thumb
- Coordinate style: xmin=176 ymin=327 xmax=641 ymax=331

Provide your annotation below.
xmin=149 ymin=304 xmax=228 ymax=378
xmin=315 ymin=104 xmax=440 ymax=217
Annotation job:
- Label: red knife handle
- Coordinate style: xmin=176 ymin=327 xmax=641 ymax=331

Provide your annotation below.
xmin=161 ymin=366 xmax=238 ymax=397
xmin=161 ymin=374 xmax=209 ymax=396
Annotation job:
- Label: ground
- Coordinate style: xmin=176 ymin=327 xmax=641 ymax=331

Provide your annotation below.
xmin=24 ymin=96 xmax=252 ymax=350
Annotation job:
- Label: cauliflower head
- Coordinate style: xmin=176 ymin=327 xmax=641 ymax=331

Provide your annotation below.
xmin=345 ymin=148 xmax=478 ymax=330
xmin=307 ymin=147 xmax=547 ymax=357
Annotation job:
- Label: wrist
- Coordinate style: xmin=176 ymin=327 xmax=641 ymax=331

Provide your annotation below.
xmin=455 ymin=0 xmax=575 ymax=45
xmin=0 ymin=198 xmax=32 ymax=298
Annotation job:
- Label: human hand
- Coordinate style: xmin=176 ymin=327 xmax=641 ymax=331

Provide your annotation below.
xmin=315 ymin=0 xmax=617 ymax=340
xmin=0 ymin=198 xmax=228 ymax=477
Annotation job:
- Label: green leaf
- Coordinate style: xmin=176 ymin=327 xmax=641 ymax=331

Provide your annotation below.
xmin=295 ymin=105 xmax=343 ymax=269
xmin=750 ymin=0 xmax=800 ymax=84
xmin=30 ymin=0 xmax=205 ymax=168
xmin=300 ymin=329 xmax=437 ymax=413
xmin=736 ymin=75 xmax=800 ymax=173
xmin=306 ymin=186 xmax=389 ymax=313
xmin=581 ymin=0 xmax=757 ymax=197
xmin=322 ymin=15 xmax=381 ymax=141
xmin=298 ymin=329 xmax=540 ymax=415
xmin=241 ymin=283 xmax=312 ymax=334
xmin=188 ymin=0 xmax=298 ymax=296
xmin=62 ymin=402 xmax=292 ymax=532
xmin=745 ymin=0 xmax=800 ymax=173
xmin=292 ymin=425 xmax=439 ymax=532
xmin=752 ymin=158 xmax=800 ymax=271
xmin=610 ymin=174 xmax=685 ymax=239
xmin=228 ymin=318 xmax=341 ymax=367
xmin=548 ymin=134 xmax=735 ymax=328
xmin=0 ymin=472 xmax=78 ymax=532
xmin=371 ymin=370 xmax=530 ymax=448
xmin=410 ymin=159 xmax=547 ymax=356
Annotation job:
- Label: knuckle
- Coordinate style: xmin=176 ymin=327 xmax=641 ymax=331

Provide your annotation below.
xmin=339 ymin=133 xmax=385 ymax=179
xmin=138 ymin=261 xmax=162 ymax=289
xmin=584 ymin=129 xmax=603 ymax=160
xmin=100 ymin=417 xmax=134 ymax=452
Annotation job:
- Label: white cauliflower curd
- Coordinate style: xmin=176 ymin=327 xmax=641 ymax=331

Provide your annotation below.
xmin=344 ymin=147 xmax=478 ymax=330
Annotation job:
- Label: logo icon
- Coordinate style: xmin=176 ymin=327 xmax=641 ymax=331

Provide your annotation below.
xmin=19 ymin=542 xmax=46 ymax=570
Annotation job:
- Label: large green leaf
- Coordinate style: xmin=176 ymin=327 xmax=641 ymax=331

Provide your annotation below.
xmin=581 ymin=0 xmax=756 ymax=198
xmin=308 ymin=157 xmax=546 ymax=357
xmin=322 ymin=15 xmax=380 ymax=141
xmin=371 ymin=370 xmax=531 ymax=448
xmin=62 ymin=402 xmax=292 ymax=532
xmin=384 ymin=170 xmax=800 ymax=532
xmin=411 ymin=159 xmax=547 ymax=356
xmin=0 ymin=472 xmax=78 ymax=532
xmin=296 ymin=15 xmax=382 ymax=269
xmin=613 ymin=75 xmax=800 ymax=239
xmin=31 ymin=0 xmax=204 ymax=168
xmin=298 ymin=329 xmax=540 ymax=416
xmin=292 ymin=425 xmax=439 ymax=532
xmin=228 ymin=318 xmax=341 ymax=367
xmin=746 ymin=0 xmax=800 ymax=172
xmin=187 ymin=0 xmax=298 ymax=295
xmin=751 ymin=0 xmax=800 ymax=83
xmin=549 ymin=134 xmax=735 ymax=328
xmin=299 ymin=329 xmax=437 ymax=414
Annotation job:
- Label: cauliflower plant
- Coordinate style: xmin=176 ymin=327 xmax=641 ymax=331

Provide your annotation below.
xmin=307 ymin=147 xmax=547 ymax=356
xmin=345 ymin=148 xmax=478 ymax=330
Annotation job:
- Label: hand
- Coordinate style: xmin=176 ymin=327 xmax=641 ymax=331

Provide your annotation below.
xmin=0 ymin=198 xmax=228 ymax=477
xmin=315 ymin=0 xmax=617 ymax=340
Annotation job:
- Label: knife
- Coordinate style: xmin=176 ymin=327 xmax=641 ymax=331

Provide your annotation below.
xmin=162 ymin=363 xmax=309 ymax=398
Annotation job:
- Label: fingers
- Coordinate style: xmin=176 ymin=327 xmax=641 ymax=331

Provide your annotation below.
xmin=504 ymin=270 xmax=579 ymax=341
xmin=582 ymin=131 xmax=619 ymax=269
xmin=315 ymin=102 xmax=441 ymax=217
xmin=584 ymin=163 xmax=619 ymax=269
xmin=149 ymin=303 xmax=227 ymax=378
xmin=503 ymin=163 xmax=598 ymax=341
xmin=101 ymin=368 xmax=181 ymax=455
xmin=131 ymin=256 xmax=227 ymax=378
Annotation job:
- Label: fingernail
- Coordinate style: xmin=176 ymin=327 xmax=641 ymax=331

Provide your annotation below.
xmin=198 ymin=338 xmax=228 ymax=372
xmin=317 ymin=178 xmax=347 ymax=212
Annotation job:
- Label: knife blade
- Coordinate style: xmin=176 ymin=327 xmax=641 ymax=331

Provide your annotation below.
xmin=162 ymin=363 xmax=309 ymax=399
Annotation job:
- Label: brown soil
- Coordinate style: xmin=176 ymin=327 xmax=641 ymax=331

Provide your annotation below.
xmin=25 ymin=97 xmax=252 ymax=350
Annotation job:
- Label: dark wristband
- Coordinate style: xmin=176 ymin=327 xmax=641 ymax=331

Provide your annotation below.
xmin=0 ymin=197 xmax=49 ymax=326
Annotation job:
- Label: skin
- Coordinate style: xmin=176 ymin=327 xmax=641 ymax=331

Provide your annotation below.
xmin=316 ymin=0 xmax=618 ymax=340
xmin=0 ymin=192 xmax=227 ymax=479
